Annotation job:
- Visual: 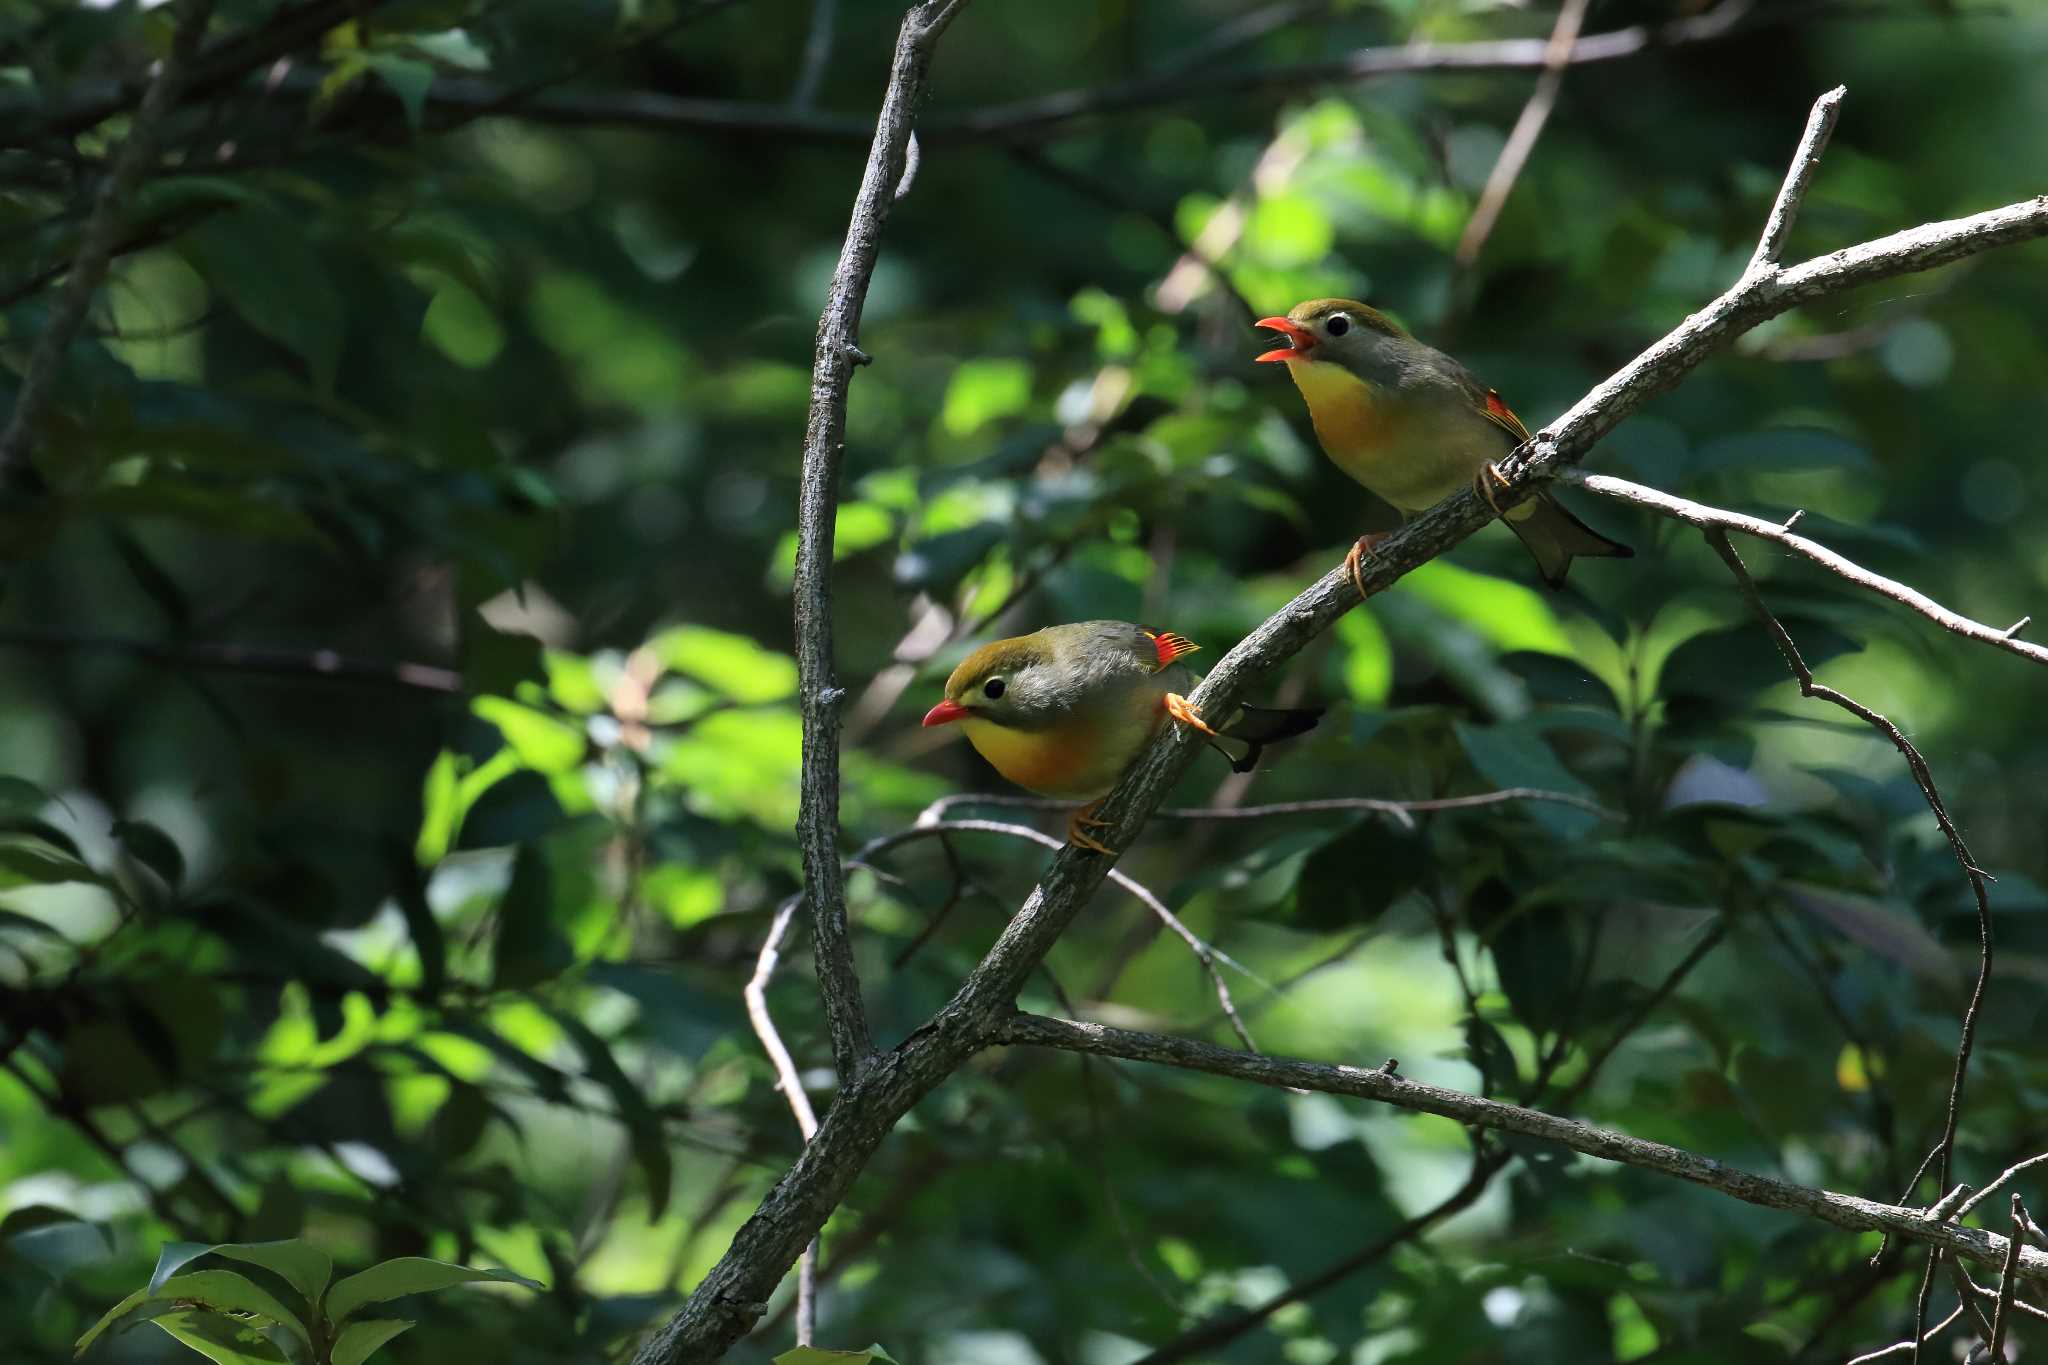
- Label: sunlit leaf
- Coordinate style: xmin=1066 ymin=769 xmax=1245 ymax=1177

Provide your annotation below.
xmin=650 ymin=626 xmax=798 ymax=704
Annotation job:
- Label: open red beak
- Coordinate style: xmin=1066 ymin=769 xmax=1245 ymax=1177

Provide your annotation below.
xmin=1254 ymin=316 xmax=1314 ymax=364
xmin=922 ymin=699 xmax=969 ymax=727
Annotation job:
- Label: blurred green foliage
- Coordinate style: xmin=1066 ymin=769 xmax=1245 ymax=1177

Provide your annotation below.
xmin=2 ymin=1 xmax=2047 ymax=1363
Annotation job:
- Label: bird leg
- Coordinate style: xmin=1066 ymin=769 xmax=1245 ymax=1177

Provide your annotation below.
xmin=1473 ymin=461 xmax=1512 ymax=516
xmin=1164 ymin=692 xmax=1220 ymax=737
xmin=1343 ymin=532 xmax=1391 ymax=600
xmin=1066 ymin=800 xmax=1118 ymax=855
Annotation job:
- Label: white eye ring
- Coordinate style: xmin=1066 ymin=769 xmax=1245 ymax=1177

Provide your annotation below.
xmin=1325 ymin=314 xmax=1352 ymax=337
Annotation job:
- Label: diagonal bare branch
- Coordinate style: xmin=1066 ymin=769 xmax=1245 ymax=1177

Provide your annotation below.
xmin=1569 ymin=472 xmax=2048 ymax=671
xmin=1453 ymin=0 xmax=1590 ymax=269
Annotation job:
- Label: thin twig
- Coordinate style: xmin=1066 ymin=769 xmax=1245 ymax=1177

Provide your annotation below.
xmin=1146 ymin=0 xmax=1332 ymax=78
xmin=792 ymin=0 xmax=973 ymax=1082
xmin=0 ymin=0 xmax=214 ymax=476
xmin=1989 ymin=1195 xmax=2026 ymax=1362
xmin=916 ymin=787 xmax=1621 ymax=832
xmin=0 ymin=625 xmax=462 ymax=693
xmin=203 ymin=0 xmax=1807 ymax=146
xmin=1556 ymin=918 xmax=1729 ymax=1111
xmin=1944 ymin=1251 xmax=1997 ymax=1347
xmin=991 ymin=1013 xmax=2048 ymax=1283
xmin=1704 ymin=530 xmax=1993 ymax=1198
xmin=1130 ymin=1149 xmax=1506 ymax=1365
xmin=743 ymin=900 xmax=822 ymax=1345
xmin=931 ymin=818 xmax=1259 ymax=1052
xmin=1453 ymin=0 xmax=1589 ymax=269
xmin=1844 ymin=1303 xmax=1966 ymax=1365
xmin=789 ymin=0 xmax=840 ymax=109
xmin=1961 ymin=1154 xmax=2048 ymax=1221
xmin=1568 ymin=472 xmax=2048 ymax=672
xmin=1705 ymin=529 xmax=1995 ymax=1362
xmin=1749 ymin=85 xmax=1846 ymax=273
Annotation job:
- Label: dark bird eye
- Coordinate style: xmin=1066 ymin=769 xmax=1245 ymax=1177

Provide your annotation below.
xmin=983 ymin=678 xmax=1006 ymax=700
xmin=1325 ymin=314 xmax=1351 ymax=337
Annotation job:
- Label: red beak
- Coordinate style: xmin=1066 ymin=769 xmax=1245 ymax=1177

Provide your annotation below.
xmin=1254 ymin=316 xmax=1314 ymax=364
xmin=922 ymin=699 xmax=969 ymax=727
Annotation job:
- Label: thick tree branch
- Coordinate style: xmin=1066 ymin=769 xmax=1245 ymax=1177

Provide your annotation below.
xmin=0 ymin=0 xmax=213 ymax=477
xmin=793 ymin=0 xmax=973 ymax=1083
xmin=989 ymin=1013 xmax=2048 ymax=1283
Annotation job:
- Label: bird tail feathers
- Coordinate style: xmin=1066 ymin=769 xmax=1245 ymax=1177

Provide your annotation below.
xmin=1503 ymin=491 xmax=1632 ymax=588
xmin=1214 ymin=704 xmax=1324 ymax=775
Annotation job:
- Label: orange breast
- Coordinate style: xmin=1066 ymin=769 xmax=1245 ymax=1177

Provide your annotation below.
xmin=960 ymin=699 xmax=1164 ymax=801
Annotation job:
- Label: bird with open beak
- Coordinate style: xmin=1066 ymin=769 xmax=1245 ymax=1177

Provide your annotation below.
xmin=1255 ymin=298 xmax=1631 ymax=594
xmin=923 ymin=621 xmax=1321 ymax=854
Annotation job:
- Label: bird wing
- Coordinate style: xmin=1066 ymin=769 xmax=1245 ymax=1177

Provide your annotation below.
xmin=1479 ymin=388 xmax=1531 ymax=444
xmin=1437 ymin=354 xmax=1530 ymax=447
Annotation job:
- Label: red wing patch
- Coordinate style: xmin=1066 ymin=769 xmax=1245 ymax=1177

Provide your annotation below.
xmin=1483 ymin=389 xmax=1532 ymax=444
xmin=1145 ymin=631 xmax=1200 ymax=669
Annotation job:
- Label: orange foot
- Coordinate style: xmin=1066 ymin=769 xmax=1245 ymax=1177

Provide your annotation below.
xmin=1067 ymin=799 xmax=1118 ymax=855
xmin=1165 ymin=691 xmax=1220 ymax=737
xmin=1344 ymin=532 xmax=1391 ymax=600
xmin=1473 ymin=460 xmax=1511 ymax=515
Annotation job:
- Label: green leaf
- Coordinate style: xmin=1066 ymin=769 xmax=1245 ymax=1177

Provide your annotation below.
xmin=1452 ymin=722 xmax=1599 ymax=837
xmin=1289 ymin=818 xmax=1427 ymax=930
xmin=324 ymin=1258 xmax=542 ymax=1325
xmin=552 ymin=1010 xmax=673 ymax=1219
xmin=366 ymin=54 xmax=435 ymax=130
xmin=1784 ymin=882 xmax=1958 ymax=986
xmin=775 ymin=1349 xmax=900 ymax=1365
xmin=112 ymin=819 xmax=184 ymax=888
xmin=330 ymin=1318 xmax=415 ymax=1365
xmin=150 ymin=1311 xmax=291 ymax=1365
xmin=473 ymin=696 xmax=587 ymax=774
xmin=1399 ymin=560 xmax=1573 ymax=658
xmin=491 ymin=844 xmax=572 ymax=988
xmin=182 ymin=206 xmax=346 ymax=392
xmin=210 ymin=1241 xmax=333 ymax=1309
xmin=0 ymin=834 xmax=103 ymax=889
xmin=77 ymin=1269 xmax=308 ymax=1356
xmin=941 ymin=357 xmax=1032 ymax=436
xmin=0 ymin=776 xmax=51 ymax=817
xmin=650 ymin=625 xmax=797 ymax=703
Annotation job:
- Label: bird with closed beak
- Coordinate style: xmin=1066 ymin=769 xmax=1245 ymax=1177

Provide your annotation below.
xmin=1255 ymin=298 xmax=1631 ymax=594
xmin=923 ymin=621 xmax=1321 ymax=854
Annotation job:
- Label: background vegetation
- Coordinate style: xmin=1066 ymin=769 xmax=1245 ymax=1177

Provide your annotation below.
xmin=3 ymin=0 xmax=2046 ymax=1362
